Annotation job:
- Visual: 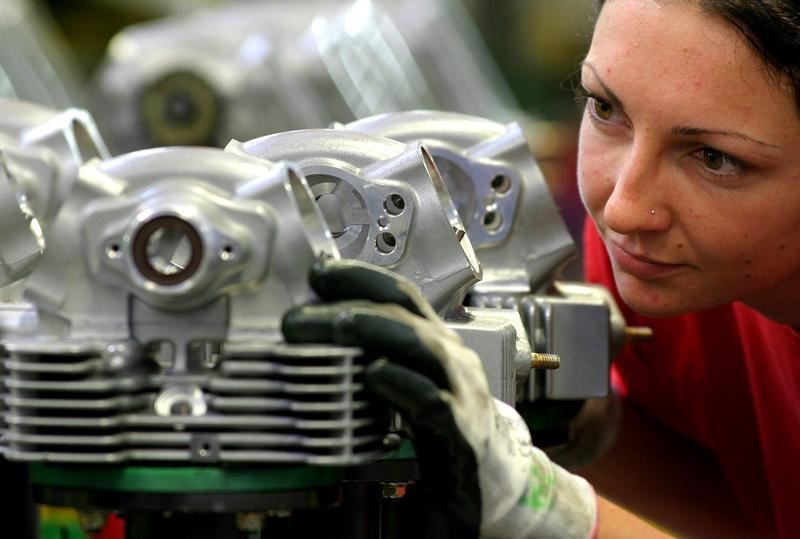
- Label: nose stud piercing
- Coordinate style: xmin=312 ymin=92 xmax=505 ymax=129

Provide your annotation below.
xmin=649 ymin=208 xmax=656 ymax=215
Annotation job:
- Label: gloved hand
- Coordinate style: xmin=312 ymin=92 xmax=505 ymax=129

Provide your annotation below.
xmin=282 ymin=258 xmax=597 ymax=539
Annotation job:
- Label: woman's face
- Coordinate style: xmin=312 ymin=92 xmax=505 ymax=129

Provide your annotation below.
xmin=578 ymin=0 xmax=800 ymax=324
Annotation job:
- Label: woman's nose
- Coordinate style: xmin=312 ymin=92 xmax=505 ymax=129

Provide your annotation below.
xmin=602 ymin=144 xmax=671 ymax=234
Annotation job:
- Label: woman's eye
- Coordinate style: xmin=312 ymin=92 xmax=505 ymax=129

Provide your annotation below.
xmin=585 ymin=95 xmax=629 ymax=126
xmin=574 ymin=86 xmax=629 ymax=127
xmin=702 ymin=149 xmax=725 ymax=170
xmin=693 ymin=148 xmax=747 ymax=177
xmin=590 ymin=97 xmax=615 ymax=121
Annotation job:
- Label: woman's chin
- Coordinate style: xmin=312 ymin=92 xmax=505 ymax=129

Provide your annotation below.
xmin=615 ymin=280 xmax=695 ymax=319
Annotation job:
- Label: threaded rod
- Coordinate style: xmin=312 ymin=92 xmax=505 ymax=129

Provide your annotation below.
xmin=531 ymin=353 xmax=560 ymax=370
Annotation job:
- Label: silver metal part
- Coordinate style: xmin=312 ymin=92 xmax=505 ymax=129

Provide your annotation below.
xmin=0 ymin=144 xmax=388 ymax=465
xmin=0 ymin=155 xmax=43 ymax=287
xmin=228 ymin=129 xmax=481 ymax=317
xmin=472 ymin=284 xmax=614 ymax=402
xmin=24 ymin=146 xmax=335 ymax=338
xmin=0 ymin=103 xmax=617 ymax=466
xmin=0 ymin=98 xmax=110 ymax=227
xmin=553 ymin=281 xmax=652 ymax=358
xmin=343 ymin=110 xmax=576 ymax=292
xmin=2 ymin=340 xmax=382 ymax=464
xmin=447 ymin=307 xmax=532 ymax=405
xmin=0 ymin=99 xmax=109 ymax=332
xmin=90 ymin=0 xmax=519 ymax=152
xmin=0 ymin=302 xmax=37 ymax=335
xmin=520 ymin=294 xmax=610 ymax=401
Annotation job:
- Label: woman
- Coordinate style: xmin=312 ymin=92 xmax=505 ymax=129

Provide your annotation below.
xmin=285 ymin=0 xmax=799 ymax=537
xmin=577 ymin=0 xmax=800 ymax=537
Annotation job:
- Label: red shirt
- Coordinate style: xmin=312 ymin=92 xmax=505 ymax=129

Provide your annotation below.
xmin=583 ymin=220 xmax=800 ymax=538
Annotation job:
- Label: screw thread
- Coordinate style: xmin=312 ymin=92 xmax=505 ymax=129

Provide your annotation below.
xmin=531 ymin=353 xmax=560 ymax=369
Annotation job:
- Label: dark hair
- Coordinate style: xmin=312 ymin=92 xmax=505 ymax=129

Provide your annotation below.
xmin=595 ymin=0 xmax=800 ymax=111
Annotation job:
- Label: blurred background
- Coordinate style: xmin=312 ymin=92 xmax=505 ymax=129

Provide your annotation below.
xmin=32 ymin=0 xmax=595 ymax=121
xmin=4 ymin=0 xmax=595 ymax=273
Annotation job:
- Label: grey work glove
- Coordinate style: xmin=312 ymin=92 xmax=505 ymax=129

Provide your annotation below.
xmin=282 ymin=259 xmax=597 ymax=539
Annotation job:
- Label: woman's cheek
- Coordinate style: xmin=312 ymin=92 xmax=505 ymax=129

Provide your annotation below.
xmin=577 ymin=132 xmax=613 ymax=218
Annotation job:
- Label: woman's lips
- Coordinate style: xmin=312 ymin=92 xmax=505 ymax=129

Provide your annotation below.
xmin=608 ymin=241 xmax=687 ymax=279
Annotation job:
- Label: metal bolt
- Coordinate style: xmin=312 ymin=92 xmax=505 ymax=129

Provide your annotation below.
xmin=531 ymin=353 xmax=560 ymax=370
xmin=170 ymin=401 xmax=192 ymax=416
xmin=220 ymin=245 xmax=235 ymax=261
xmin=190 ymin=435 xmax=218 ymax=461
xmin=150 ymin=340 xmax=175 ymax=370
xmin=103 ymin=340 xmax=142 ymax=373
xmin=200 ymin=341 xmax=220 ymax=369
xmin=381 ymin=481 xmax=409 ymax=499
xmin=105 ymin=243 xmax=122 ymax=260
xmin=236 ymin=512 xmax=267 ymax=533
xmin=267 ymin=509 xmax=292 ymax=518
xmin=382 ymin=432 xmax=402 ymax=449
xmin=107 ymin=354 xmax=125 ymax=371
xmin=625 ymin=326 xmax=653 ymax=343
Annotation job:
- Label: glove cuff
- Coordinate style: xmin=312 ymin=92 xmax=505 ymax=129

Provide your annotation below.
xmin=478 ymin=402 xmax=597 ymax=539
xmin=484 ymin=453 xmax=597 ymax=539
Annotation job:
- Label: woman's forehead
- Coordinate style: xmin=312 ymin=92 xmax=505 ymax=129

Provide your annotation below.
xmin=586 ymin=0 xmax=798 ymax=143
xmin=589 ymin=0 xmax=789 ymax=94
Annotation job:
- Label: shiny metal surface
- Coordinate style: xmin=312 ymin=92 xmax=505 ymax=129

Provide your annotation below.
xmin=520 ymin=294 xmax=611 ymax=401
xmin=344 ymin=110 xmax=576 ymax=292
xmin=0 ymin=157 xmax=43 ymax=287
xmin=25 ymin=146 xmax=334 ymax=338
xmin=447 ymin=306 xmax=532 ymax=405
xmin=228 ymin=128 xmax=481 ymax=317
xmin=0 ymin=101 xmax=615 ymax=466
xmin=0 ymin=99 xmax=109 ymax=314
xmin=1 ymin=143 xmax=389 ymax=464
xmin=0 ymin=98 xmax=109 ymax=227
xmin=2 ymin=339 xmax=381 ymax=464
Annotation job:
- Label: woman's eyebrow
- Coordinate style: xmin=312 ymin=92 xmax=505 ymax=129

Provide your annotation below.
xmin=581 ymin=61 xmax=626 ymax=111
xmin=582 ymin=61 xmax=785 ymax=151
xmin=671 ymin=126 xmax=784 ymax=149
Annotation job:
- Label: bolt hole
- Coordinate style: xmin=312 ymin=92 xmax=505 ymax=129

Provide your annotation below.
xmin=490 ymin=174 xmax=511 ymax=194
xmin=482 ymin=211 xmax=503 ymax=232
xmin=376 ymin=232 xmax=397 ymax=254
xmin=170 ymin=401 xmax=192 ymax=416
xmin=220 ymin=245 xmax=234 ymax=261
xmin=384 ymin=194 xmax=406 ymax=215
xmin=147 ymin=228 xmax=192 ymax=275
xmin=133 ymin=216 xmax=202 ymax=286
xmin=106 ymin=244 xmax=122 ymax=260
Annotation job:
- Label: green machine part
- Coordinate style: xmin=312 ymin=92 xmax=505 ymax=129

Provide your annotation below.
xmin=33 ymin=463 xmax=346 ymax=538
xmin=31 ymin=464 xmax=345 ymax=494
